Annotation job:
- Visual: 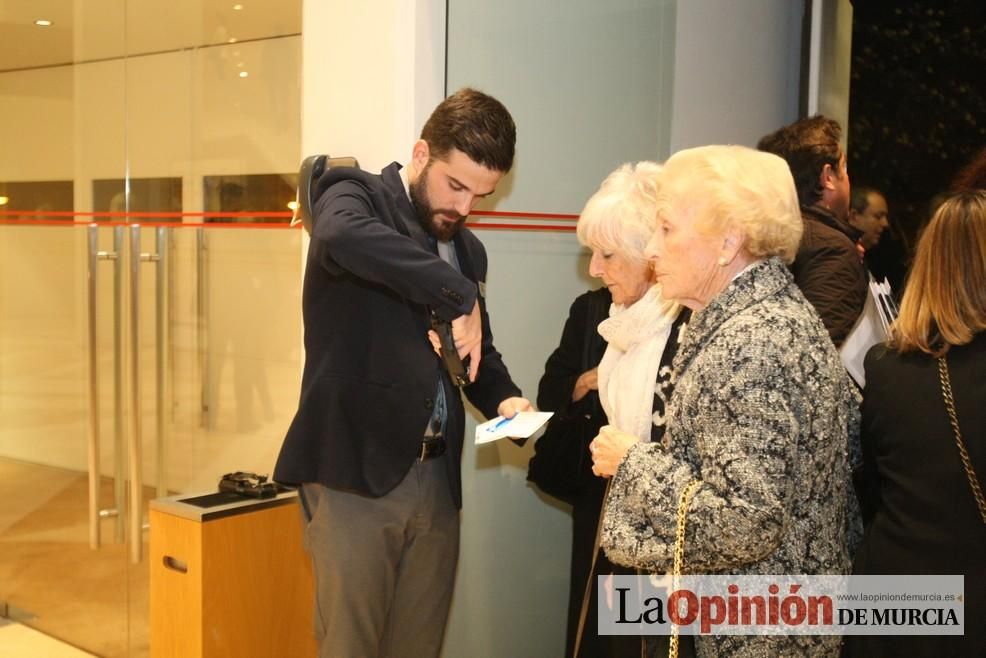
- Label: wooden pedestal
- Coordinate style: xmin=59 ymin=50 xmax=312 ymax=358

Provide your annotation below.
xmin=149 ymin=491 xmax=316 ymax=658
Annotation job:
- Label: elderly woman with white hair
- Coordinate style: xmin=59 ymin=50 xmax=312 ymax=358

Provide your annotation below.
xmin=591 ymin=146 xmax=861 ymax=657
xmin=551 ymin=161 xmax=690 ymax=658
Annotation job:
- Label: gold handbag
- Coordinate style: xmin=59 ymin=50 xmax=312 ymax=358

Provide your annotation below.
xmin=573 ymin=478 xmax=701 ymax=658
xmin=669 ymin=480 xmax=701 ymax=658
xmin=937 ymin=356 xmax=986 ymax=525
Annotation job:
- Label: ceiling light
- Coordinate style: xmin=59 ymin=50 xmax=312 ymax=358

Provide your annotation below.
xmin=239 ymin=71 xmax=249 ymax=78
xmin=35 ymin=19 xmax=53 ymax=27
xmin=0 ymin=196 xmax=9 ymax=206
xmin=233 ymin=4 xmax=244 ymax=10
xmin=287 ymin=201 xmax=299 ymax=211
xmin=228 ymin=37 xmax=238 ymax=43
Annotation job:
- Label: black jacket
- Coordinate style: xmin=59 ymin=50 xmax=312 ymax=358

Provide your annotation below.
xmin=845 ymin=334 xmax=986 ymax=657
xmin=274 ymin=163 xmax=521 ymax=508
xmin=532 ymin=289 xmax=611 ymax=657
xmin=790 ymin=204 xmax=868 ymax=347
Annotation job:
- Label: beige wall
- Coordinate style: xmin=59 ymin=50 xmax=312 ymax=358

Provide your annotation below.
xmin=0 ymin=67 xmax=75 ymax=181
xmin=1 ymin=38 xmax=300 ymax=188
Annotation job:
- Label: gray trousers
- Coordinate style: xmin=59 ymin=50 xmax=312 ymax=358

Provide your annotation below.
xmin=298 ymin=455 xmax=460 ymax=658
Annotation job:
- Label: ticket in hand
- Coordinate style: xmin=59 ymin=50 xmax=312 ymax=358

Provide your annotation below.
xmin=475 ymin=411 xmax=553 ymax=444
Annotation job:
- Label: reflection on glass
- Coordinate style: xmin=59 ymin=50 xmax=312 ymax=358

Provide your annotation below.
xmin=203 ymin=173 xmax=297 ymax=223
xmin=92 ymin=177 xmax=183 ymax=219
xmin=1 ymin=0 xmax=302 ymax=653
xmin=0 ymin=181 xmax=74 ymax=220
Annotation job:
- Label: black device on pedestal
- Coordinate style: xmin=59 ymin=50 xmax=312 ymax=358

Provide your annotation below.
xmin=218 ymin=472 xmax=281 ymax=499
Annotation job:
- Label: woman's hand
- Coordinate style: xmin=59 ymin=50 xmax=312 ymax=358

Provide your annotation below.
xmin=590 ymin=425 xmax=640 ymax=477
xmin=572 ymin=367 xmax=599 ymax=402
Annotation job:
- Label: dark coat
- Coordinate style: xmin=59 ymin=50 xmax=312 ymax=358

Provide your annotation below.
xmin=533 ymin=289 xmax=692 ymax=658
xmin=790 ymin=204 xmax=868 ymax=347
xmin=845 ymin=334 xmax=986 ymax=657
xmin=532 ymin=288 xmax=611 ymax=658
xmin=274 ymin=163 xmax=521 ymax=508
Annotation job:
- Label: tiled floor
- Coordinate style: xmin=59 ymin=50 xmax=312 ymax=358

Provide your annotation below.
xmin=0 ymin=459 xmax=149 ymax=658
xmin=0 ymin=619 xmax=98 ymax=657
xmin=0 ymin=221 xmax=309 ymax=656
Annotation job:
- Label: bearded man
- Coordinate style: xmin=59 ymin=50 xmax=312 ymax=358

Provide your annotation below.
xmin=275 ymin=88 xmax=531 ymax=658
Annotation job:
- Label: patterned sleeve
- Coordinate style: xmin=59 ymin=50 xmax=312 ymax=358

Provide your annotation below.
xmin=601 ymin=336 xmax=803 ymax=573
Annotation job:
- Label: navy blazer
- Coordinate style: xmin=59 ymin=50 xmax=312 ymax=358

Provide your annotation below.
xmin=274 ymin=162 xmax=521 ymax=508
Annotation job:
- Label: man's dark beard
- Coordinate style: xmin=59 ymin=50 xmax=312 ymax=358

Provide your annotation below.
xmin=409 ymin=166 xmax=467 ymax=242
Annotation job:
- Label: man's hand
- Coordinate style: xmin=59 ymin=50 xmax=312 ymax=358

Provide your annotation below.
xmin=451 ymin=300 xmax=483 ymax=382
xmin=497 ymin=396 xmax=534 ymax=419
xmin=590 ymin=425 xmax=640 ymax=478
xmin=426 ymin=329 xmax=442 ymax=357
xmin=572 ymin=367 xmax=599 ymax=402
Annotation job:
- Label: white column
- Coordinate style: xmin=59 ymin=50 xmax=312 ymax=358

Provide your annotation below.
xmin=299 ymin=0 xmax=447 ymax=369
xmin=301 ymin=1 xmax=446 ymax=171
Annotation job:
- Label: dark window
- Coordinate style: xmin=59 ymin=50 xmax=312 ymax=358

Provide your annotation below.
xmin=92 ymin=177 xmax=183 ymax=220
xmin=203 ymin=173 xmax=298 ymax=223
xmin=0 ymin=181 xmax=74 ymax=220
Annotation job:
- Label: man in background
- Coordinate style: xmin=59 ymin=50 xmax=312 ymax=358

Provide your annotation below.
xmin=849 ymin=185 xmax=890 ymax=253
xmin=850 ymin=185 xmax=908 ymax=292
xmin=758 ymin=115 xmax=868 ymax=347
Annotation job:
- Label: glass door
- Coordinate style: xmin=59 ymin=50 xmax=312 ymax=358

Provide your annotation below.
xmin=0 ymin=219 xmax=132 ymax=658
xmin=0 ymin=1 xmax=302 ymax=655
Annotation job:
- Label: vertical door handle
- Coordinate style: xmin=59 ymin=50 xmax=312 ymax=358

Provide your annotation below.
xmin=86 ymin=225 xmax=102 ymax=550
xmin=86 ymin=225 xmax=124 ymax=550
xmin=112 ymin=226 xmax=125 ymax=543
xmin=197 ymin=228 xmax=209 ymax=428
xmin=128 ymin=225 xmax=144 ymax=564
xmin=155 ymin=227 xmax=170 ymax=499
xmin=127 ymin=225 xmax=171 ymax=564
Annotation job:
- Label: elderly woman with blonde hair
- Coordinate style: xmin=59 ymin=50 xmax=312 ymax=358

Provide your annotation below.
xmin=591 ymin=145 xmax=860 ymax=657
xmin=551 ymin=161 xmax=689 ymax=658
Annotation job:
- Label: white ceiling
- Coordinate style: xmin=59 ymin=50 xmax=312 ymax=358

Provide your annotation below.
xmin=0 ymin=0 xmax=301 ymax=72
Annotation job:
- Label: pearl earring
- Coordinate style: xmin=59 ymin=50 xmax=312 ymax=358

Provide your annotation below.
xmin=717 ymin=256 xmax=727 ymax=266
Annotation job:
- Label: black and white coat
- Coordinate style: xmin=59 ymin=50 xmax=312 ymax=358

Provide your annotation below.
xmin=601 ymin=257 xmax=862 ymax=657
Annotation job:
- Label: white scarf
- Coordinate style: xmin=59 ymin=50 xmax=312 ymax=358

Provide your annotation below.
xmin=596 ymin=284 xmax=679 ymax=443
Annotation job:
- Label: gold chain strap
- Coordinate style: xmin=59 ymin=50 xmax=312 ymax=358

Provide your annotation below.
xmin=669 ymin=479 xmax=701 ymax=658
xmin=937 ymin=356 xmax=986 ymax=525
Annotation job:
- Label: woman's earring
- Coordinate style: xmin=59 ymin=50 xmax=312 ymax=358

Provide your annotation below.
xmin=717 ymin=256 xmax=728 ymax=267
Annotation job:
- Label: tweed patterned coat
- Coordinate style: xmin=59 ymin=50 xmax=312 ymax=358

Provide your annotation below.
xmin=600 ymin=257 xmax=861 ymax=657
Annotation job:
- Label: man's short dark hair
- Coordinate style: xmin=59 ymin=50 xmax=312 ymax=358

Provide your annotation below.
xmin=420 ymin=88 xmax=516 ymax=173
xmin=757 ymin=115 xmax=843 ymax=207
xmin=850 ymin=184 xmax=882 ymax=213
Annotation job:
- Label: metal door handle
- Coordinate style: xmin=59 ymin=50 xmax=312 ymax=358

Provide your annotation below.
xmin=86 ymin=225 xmax=125 ymax=549
xmin=127 ymin=225 xmax=171 ymax=564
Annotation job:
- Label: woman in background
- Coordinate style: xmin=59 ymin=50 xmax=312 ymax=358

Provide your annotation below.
xmin=532 ymin=161 xmax=688 ymax=657
xmin=528 ymin=285 xmax=610 ymax=658
xmin=844 ymin=191 xmax=986 ymax=658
